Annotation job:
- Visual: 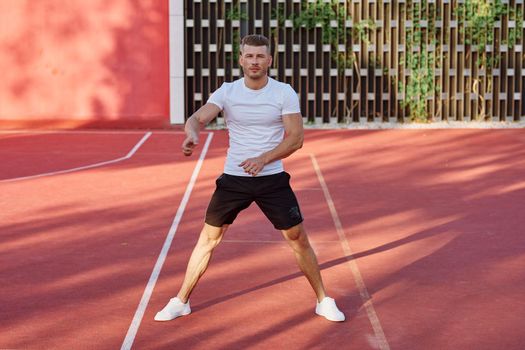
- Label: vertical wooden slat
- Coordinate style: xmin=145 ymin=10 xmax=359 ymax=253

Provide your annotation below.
xmin=519 ymin=0 xmax=525 ymax=120
xmin=444 ymin=1 xmax=450 ymax=121
xmin=218 ymin=1 xmax=225 ymax=89
xmin=379 ymin=1 xmax=385 ymax=121
xmin=505 ymin=1 xmax=512 ymax=121
xmin=322 ymin=4 xmax=329 ymax=123
xmin=372 ymin=0 xmax=380 ymax=121
xmin=352 ymin=0 xmax=358 ymax=122
xmin=501 ymin=2 xmax=507 ymax=121
xmin=210 ymin=0 xmax=215 ymax=97
xmin=440 ymin=0 xmax=446 ymax=121
xmin=292 ymin=1 xmax=300 ymax=117
xmin=510 ymin=0 xmax=516 ymax=120
xmin=431 ymin=0 xmax=439 ymax=121
xmin=204 ymin=0 xmax=210 ymax=105
xmin=329 ymin=1 xmax=337 ymax=123
xmin=508 ymin=1 xmax=513 ymax=121
xmin=184 ymin=0 xmax=190 ymax=117
xmin=494 ymin=2 xmax=501 ymax=120
xmin=194 ymin=1 xmax=202 ymax=110
xmin=314 ymin=4 xmax=321 ymax=121
xmin=466 ymin=0 xmax=475 ymax=121
xmin=306 ymin=1 xmax=314 ymax=121
xmin=450 ymin=0 xmax=456 ymax=120
xmin=363 ymin=1 xmax=369 ymax=121
xmin=522 ymin=0 xmax=524 ymax=120
xmin=299 ymin=4 xmax=307 ymax=122
xmin=380 ymin=1 xmax=386 ymax=121
xmin=401 ymin=0 xmax=407 ymax=121
xmin=391 ymin=0 xmax=399 ymax=121
xmin=336 ymin=0 xmax=343 ymax=123
xmin=443 ymin=0 xmax=450 ymax=121
xmin=457 ymin=0 xmax=464 ymax=121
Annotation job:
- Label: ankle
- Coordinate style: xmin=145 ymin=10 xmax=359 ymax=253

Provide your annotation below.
xmin=176 ymin=294 xmax=189 ymax=304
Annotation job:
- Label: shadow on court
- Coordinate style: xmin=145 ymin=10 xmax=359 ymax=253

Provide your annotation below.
xmin=1 ymin=129 xmax=524 ymax=349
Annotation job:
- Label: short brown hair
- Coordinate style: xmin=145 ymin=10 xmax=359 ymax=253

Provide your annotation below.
xmin=240 ymin=34 xmax=271 ymax=54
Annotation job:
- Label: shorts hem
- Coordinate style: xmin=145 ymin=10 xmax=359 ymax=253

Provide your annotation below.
xmin=274 ymin=218 xmax=304 ymax=230
xmin=204 ymin=220 xmax=230 ymax=228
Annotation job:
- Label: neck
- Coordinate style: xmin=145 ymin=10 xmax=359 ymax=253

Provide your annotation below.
xmin=243 ymin=75 xmax=269 ymax=90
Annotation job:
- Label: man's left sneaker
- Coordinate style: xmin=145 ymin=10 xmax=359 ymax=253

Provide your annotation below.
xmin=154 ymin=297 xmax=191 ymax=321
xmin=315 ymin=297 xmax=345 ymax=322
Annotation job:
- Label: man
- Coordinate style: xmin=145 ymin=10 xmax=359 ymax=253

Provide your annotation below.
xmin=155 ymin=34 xmax=345 ymax=322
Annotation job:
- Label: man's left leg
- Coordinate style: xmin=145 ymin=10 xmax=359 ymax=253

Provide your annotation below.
xmin=281 ymin=223 xmax=345 ymax=322
xmin=281 ymin=223 xmax=326 ymax=301
xmin=256 ymin=172 xmax=345 ymax=321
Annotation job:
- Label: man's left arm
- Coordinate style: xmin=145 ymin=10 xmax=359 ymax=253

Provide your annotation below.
xmin=239 ymin=113 xmax=304 ymax=176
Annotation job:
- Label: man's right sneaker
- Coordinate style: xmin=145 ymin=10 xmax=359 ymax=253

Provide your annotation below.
xmin=315 ymin=297 xmax=345 ymax=322
xmin=154 ymin=297 xmax=191 ymax=321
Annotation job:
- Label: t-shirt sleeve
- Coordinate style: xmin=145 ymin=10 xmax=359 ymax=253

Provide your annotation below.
xmin=207 ymin=83 xmax=226 ymax=110
xmin=282 ymin=84 xmax=301 ymax=115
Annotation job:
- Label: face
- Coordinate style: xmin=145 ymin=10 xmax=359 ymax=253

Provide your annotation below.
xmin=239 ymin=44 xmax=272 ymax=79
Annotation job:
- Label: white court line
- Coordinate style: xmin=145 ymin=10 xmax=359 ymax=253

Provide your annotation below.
xmin=310 ymin=153 xmax=390 ymax=350
xmin=120 ymin=132 xmax=214 ymax=350
xmin=0 ymin=132 xmax=152 ymax=183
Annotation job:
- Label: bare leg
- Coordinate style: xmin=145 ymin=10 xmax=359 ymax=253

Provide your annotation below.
xmin=176 ymin=223 xmax=228 ymax=303
xmin=281 ymin=223 xmax=326 ymax=302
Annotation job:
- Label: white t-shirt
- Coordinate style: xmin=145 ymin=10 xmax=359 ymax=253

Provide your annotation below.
xmin=207 ymin=77 xmax=301 ymax=177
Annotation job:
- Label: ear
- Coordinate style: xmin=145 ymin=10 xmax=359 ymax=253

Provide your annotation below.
xmin=268 ymin=55 xmax=273 ymax=67
xmin=238 ymin=52 xmax=243 ymax=67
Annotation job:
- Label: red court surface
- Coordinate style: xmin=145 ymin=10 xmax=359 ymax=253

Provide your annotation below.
xmin=1 ymin=129 xmax=524 ymax=349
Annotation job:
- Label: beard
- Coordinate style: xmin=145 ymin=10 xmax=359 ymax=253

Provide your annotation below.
xmin=244 ymin=66 xmax=268 ymax=79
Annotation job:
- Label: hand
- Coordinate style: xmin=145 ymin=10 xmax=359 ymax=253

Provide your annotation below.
xmin=239 ymin=156 xmax=265 ymax=176
xmin=181 ymin=134 xmax=199 ymax=156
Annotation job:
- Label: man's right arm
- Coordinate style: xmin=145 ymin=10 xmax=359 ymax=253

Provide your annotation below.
xmin=182 ymin=103 xmax=222 ymax=156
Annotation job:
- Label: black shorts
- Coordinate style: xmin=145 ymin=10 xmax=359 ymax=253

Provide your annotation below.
xmin=205 ymin=172 xmax=303 ymax=230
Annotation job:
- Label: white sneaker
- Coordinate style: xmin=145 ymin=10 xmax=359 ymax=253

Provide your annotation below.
xmin=315 ymin=297 xmax=345 ymax=322
xmin=154 ymin=297 xmax=191 ymax=321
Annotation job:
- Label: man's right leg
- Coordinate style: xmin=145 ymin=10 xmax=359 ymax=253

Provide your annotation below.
xmin=177 ymin=223 xmax=228 ymax=302
xmin=154 ymin=223 xmax=227 ymax=321
xmin=156 ymin=173 xmax=252 ymax=321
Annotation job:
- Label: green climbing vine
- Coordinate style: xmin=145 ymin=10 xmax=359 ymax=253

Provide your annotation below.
xmin=458 ymin=0 xmax=522 ymax=68
xmin=398 ymin=0 xmax=440 ymax=122
xmin=457 ymin=0 xmax=523 ymax=120
xmin=216 ymin=0 xmax=523 ymax=123
xmin=289 ymin=0 xmax=376 ymax=71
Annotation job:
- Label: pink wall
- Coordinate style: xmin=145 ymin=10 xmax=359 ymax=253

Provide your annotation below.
xmin=0 ymin=0 xmax=171 ymax=129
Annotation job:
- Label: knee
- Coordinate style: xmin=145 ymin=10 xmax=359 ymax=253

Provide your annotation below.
xmin=200 ymin=235 xmax=221 ymax=250
xmin=198 ymin=224 xmax=227 ymax=250
xmin=282 ymin=225 xmax=310 ymax=251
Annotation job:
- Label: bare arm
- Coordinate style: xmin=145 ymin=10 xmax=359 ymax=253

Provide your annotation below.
xmin=182 ymin=103 xmax=222 ymax=156
xmin=239 ymin=113 xmax=304 ymax=176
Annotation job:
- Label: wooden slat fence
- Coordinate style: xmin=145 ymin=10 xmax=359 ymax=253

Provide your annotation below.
xmin=184 ymin=0 xmax=525 ymax=123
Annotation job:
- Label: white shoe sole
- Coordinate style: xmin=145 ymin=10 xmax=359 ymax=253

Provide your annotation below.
xmin=315 ymin=309 xmax=345 ymax=322
xmin=154 ymin=309 xmax=191 ymax=321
